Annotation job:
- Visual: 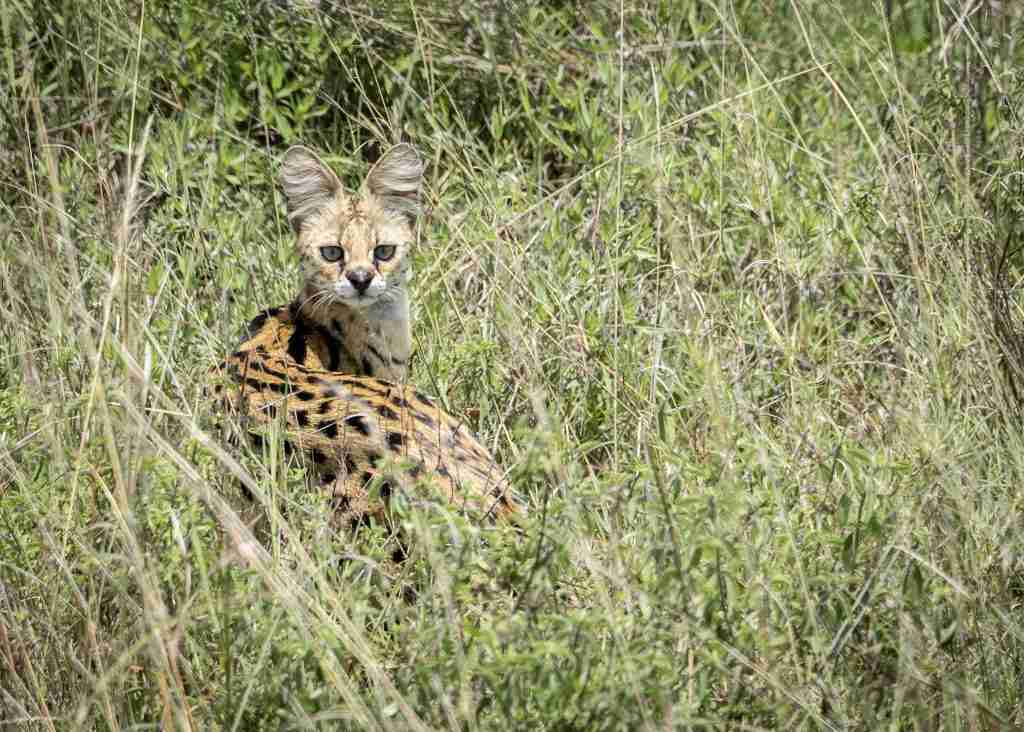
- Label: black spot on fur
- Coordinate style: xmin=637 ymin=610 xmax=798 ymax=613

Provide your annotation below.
xmin=317 ymin=325 xmax=341 ymax=370
xmin=318 ymin=401 xmax=332 ymax=414
xmin=242 ymin=307 xmax=279 ymax=341
xmin=287 ymin=320 xmax=310 ymax=364
xmin=377 ymin=403 xmax=399 ymax=421
xmin=413 ymin=390 xmax=434 ymax=406
xmin=357 ymin=381 xmax=389 ymax=399
xmin=342 ymin=414 xmax=370 ymax=436
xmin=413 ymin=410 xmax=435 ymax=427
xmin=261 ymin=402 xmax=278 ymax=419
xmin=243 ymin=377 xmax=290 ymax=394
xmin=249 ymin=362 xmax=289 ymax=381
xmin=246 ymin=312 xmax=270 ymax=335
xmin=386 ymin=431 xmax=404 ymax=450
xmin=320 ymin=420 xmax=338 ymax=439
xmin=295 ymin=410 xmax=309 ymax=427
xmin=321 ymin=472 xmax=337 ymax=484
xmin=295 ymin=390 xmax=315 ymax=401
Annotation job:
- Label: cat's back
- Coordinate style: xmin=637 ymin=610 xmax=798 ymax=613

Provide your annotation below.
xmin=211 ymin=319 xmax=524 ymax=523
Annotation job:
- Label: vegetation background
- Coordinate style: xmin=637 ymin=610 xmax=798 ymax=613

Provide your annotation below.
xmin=2 ymin=0 xmax=1024 ymax=728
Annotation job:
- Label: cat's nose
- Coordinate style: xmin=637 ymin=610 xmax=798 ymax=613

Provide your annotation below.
xmin=346 ymin=268 xmax=374 ymax=294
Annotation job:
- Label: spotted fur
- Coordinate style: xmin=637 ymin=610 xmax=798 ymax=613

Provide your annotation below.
xmin=209 ymin=344 xmax=523 ymax=525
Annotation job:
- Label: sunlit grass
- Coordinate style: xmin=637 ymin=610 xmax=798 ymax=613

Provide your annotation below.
xmin=2 ymin=1 xmax=1024 ymax=729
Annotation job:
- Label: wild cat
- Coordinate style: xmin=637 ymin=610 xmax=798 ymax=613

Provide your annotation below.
xmin=242 ymin=144 xmax=421 ymax=382
xmin=210 ymin=145 xmax=524 ymax=525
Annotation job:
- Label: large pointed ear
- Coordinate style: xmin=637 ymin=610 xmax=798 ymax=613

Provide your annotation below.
xmin=364 ymin=143 xmax=423 ymax=220
xmin=280 ymin=146 xmax=343 ymax=233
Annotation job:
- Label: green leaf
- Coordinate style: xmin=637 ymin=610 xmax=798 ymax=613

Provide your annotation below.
xmin=146 ymin=261 xmax=165 ymax=296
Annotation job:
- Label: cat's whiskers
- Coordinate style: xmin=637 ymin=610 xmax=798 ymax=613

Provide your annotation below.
xmin=297 ymin=288 xmax=331 ymax=322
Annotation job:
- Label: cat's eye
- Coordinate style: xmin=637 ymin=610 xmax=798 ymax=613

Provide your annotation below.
xmin=320 ymin=245 xmax=344 ymax=263
xmin=374 ymin=244 xmax=397 ymax=262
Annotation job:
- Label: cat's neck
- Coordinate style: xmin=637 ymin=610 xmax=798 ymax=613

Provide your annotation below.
xmin=293 ymin=284 xmax=412 ymax=381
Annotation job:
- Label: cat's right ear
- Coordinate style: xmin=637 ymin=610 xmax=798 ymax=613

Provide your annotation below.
xmin=364 ymin=143 xmax=423 ymax=221
xmin=281 ymin=146 xmax=343 ymax=233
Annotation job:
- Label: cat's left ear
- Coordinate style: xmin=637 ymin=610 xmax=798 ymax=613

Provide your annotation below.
xmin=364 ymin=143 xmax=423 ymax=221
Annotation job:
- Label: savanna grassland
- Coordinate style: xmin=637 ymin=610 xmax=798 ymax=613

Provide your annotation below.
xmin=3 ymin=1 xmax=1024 ymax=729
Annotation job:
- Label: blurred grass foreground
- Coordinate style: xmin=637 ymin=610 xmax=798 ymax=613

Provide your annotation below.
xmin=3 ymin=1 xmax=1024 ymax=729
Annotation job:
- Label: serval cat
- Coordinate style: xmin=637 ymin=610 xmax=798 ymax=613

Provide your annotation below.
xmin=209 ymin=144 xmax=523 ymax=527
xmin=250 ymin=144 xmax=420 ymax=381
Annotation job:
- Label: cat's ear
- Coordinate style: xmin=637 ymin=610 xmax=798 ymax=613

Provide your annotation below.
xmin=364 ymin=143 xmax=423 ymax=220
xmin=281 ymin=146 xmax=343 ymax=233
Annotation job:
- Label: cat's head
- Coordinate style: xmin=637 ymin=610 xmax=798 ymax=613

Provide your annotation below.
xmin=281 ymin=144 xmax=423 ymax=311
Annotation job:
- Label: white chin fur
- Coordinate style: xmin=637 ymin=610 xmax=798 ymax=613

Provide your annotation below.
xmin=333 ymin=281 xmax=385 ymax=307
xmin=341 ymin=294 xmax=378 ymax=309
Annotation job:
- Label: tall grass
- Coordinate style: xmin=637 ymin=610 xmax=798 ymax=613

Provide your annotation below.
xmin=3 ymin=1 xmax=1024 ymax=728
